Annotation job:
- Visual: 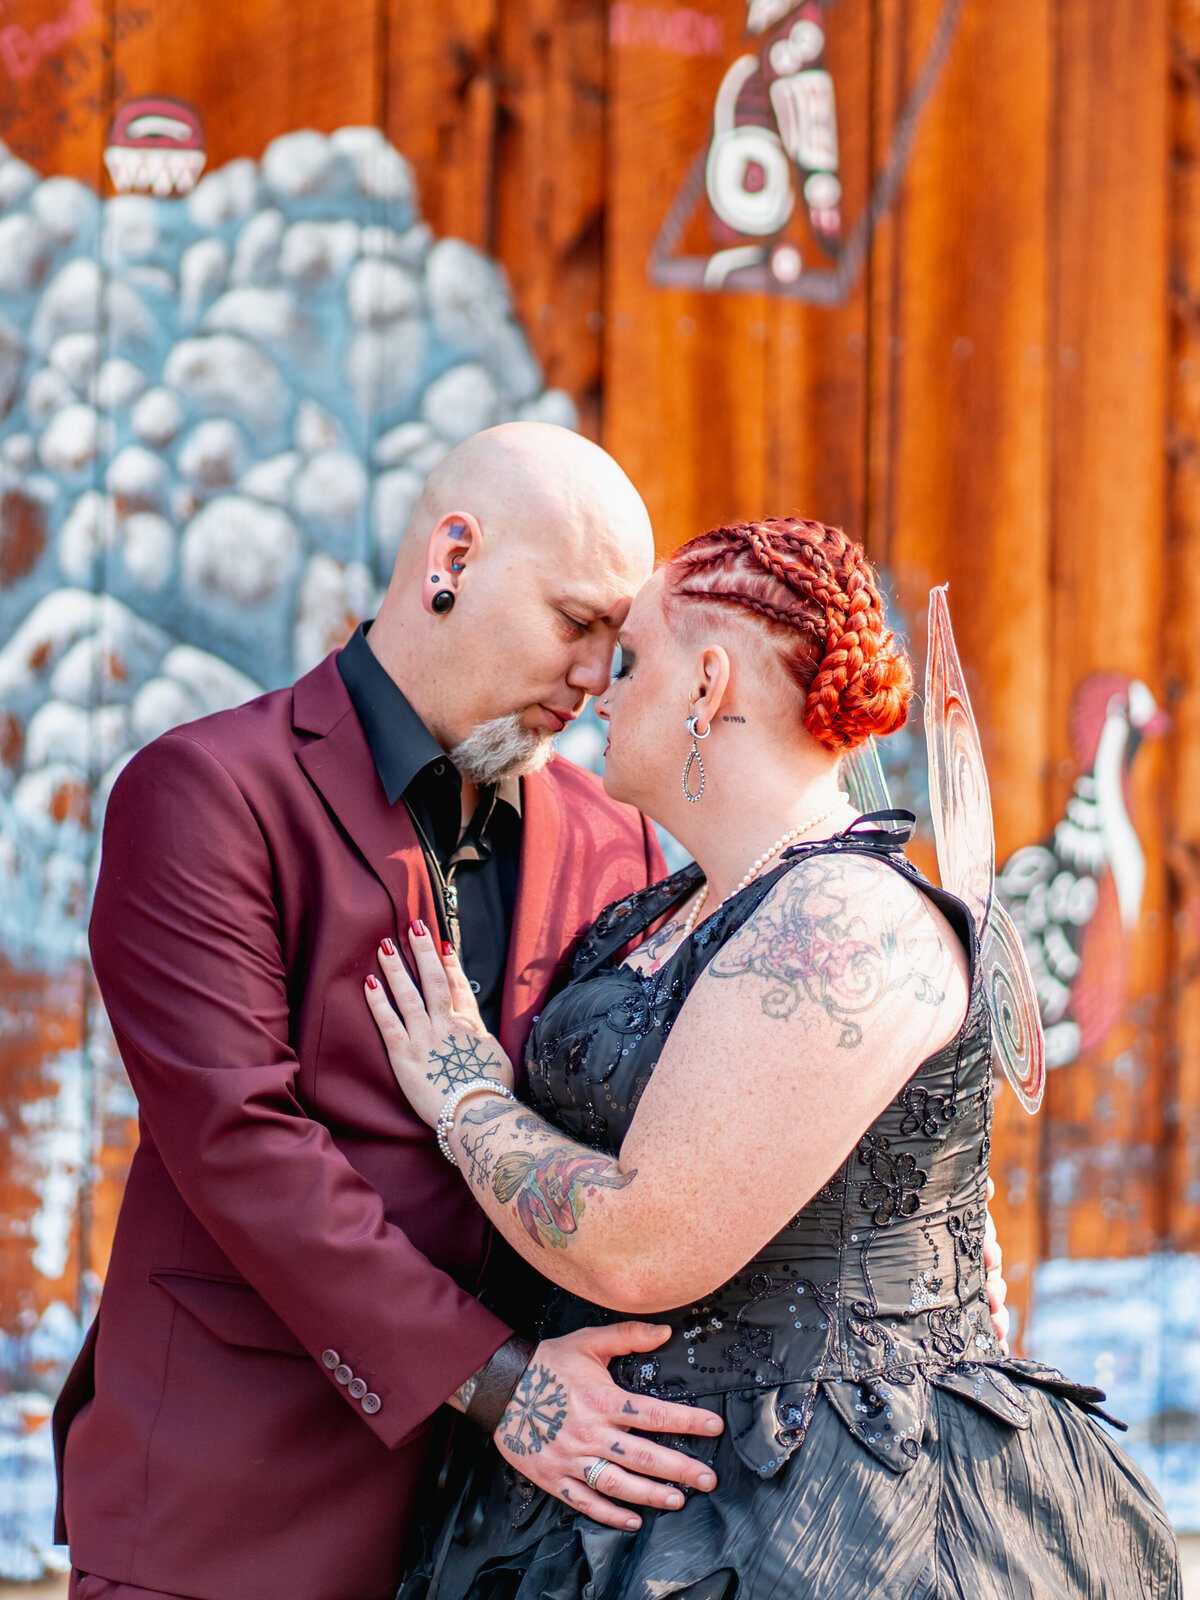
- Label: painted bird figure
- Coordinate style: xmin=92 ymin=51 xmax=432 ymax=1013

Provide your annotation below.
xmin=995 ymin=674 xmax=1167 ymax=1069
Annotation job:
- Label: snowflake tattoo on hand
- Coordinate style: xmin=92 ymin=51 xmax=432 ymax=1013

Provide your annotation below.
xmin=425 ymin=1032 xmax=503 ymax=1090
xmin=500 ymin=1363 xmax=568 ymax=1456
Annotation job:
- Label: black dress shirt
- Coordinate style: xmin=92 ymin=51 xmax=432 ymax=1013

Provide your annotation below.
xmin=337 ymin=623 xmax=521 ymax=1037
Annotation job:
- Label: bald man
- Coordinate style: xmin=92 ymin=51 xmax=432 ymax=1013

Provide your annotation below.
xmin=54 ymin=425 xmax=723 ymax=1600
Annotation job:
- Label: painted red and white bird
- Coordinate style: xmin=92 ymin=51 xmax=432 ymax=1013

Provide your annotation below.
xmin=995 ymin=674 xmax=1168 ymax=1069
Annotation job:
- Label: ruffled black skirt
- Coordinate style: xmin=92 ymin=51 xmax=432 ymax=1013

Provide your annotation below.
xmin=403 ymin=1367 xmax=1180 ymax=1600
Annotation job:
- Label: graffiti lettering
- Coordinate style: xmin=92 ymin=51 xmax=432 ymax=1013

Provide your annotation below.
xmin=0 ymin=0 xmax=96 ymax=82
xmin=610 ymin=4 xmax=724 ymax=58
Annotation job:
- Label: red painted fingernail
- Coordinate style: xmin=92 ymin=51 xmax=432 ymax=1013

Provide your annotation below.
xmin=442 ymin=941 xmax=454 ymax=957
xmin=381 ymin=938 xmax=396 ymax=957
xmin=366 ymin=975 xmax=379 ymax=991
xmin=411 ymin=919 xmax=427 ymax=937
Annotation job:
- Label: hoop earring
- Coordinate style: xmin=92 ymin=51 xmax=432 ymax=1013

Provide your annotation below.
xmin=682 ymin=714 xmax=709 ymax=803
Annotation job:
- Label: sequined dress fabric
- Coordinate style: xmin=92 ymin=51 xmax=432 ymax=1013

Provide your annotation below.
xmin=413 ymin=827 xmax=1181 ymax=1599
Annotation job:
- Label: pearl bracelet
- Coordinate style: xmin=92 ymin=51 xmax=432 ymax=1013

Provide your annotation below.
xmin=436 ymin=1078 xmax=516 ymax=1167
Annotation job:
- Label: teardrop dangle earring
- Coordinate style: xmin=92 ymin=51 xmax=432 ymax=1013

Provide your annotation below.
xmin=682 ymin=714 xmax=709 ymax=802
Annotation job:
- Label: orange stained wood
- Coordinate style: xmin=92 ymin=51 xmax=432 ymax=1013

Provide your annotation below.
xmin=0 ymin=0 xmax=1191 ymax=1368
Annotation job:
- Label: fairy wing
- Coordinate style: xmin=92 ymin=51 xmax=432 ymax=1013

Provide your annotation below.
xmin=842 ymin=736 xmax=893 ymax=816
xmin=925 ymin=585 xmax=1045 ymax=1113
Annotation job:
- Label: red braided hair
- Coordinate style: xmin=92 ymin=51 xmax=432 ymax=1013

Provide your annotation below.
xmin=662 ymin=517 xmax=913 ymax=751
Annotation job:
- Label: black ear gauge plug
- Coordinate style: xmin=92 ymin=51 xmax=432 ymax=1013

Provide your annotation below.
xmin=432 ymin=589 xmax=456 ymax=614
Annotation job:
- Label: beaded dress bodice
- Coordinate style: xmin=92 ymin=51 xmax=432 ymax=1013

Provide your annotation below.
xmin=520 ymin=820 xmax=1108 ymax=1480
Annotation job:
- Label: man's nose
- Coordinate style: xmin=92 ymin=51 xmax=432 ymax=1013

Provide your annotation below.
xmin=569 ymin=645 xmax=614 ymax=698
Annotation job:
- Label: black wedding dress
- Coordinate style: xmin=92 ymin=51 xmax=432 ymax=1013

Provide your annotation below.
xmin=409 ymin=820 xmax=1180 ymax=1599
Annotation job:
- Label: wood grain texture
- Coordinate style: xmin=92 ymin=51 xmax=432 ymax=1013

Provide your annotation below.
xmin=1040 ymin=0 xmax=1170 ymax=1262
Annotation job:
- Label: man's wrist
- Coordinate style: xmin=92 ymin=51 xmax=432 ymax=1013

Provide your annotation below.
xmin=462 ymin=1335 xmax=536 ymax=1435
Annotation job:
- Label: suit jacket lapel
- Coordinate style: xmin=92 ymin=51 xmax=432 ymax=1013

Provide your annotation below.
xmin=500 ymin=769 xmax=565 ymax=1068
xmin=293 ymin=657 xmax=440 ymax=960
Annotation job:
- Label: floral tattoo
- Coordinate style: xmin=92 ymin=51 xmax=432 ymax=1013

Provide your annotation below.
xmin=492 ymin=1146 xmax=636 ymax=1250
xmin=708 ymin=856 xmax=946 ymax=1047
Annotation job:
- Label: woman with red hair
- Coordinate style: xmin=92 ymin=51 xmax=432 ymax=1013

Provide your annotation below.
xmin=369 ymin=519 xmax=1178 ymax=1597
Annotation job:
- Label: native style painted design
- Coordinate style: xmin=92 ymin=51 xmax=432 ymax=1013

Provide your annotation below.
xmin=995 ymin=675 xmax=1167 ymax=1069
xmin=648 ymin=0 xmax=966 ymax=302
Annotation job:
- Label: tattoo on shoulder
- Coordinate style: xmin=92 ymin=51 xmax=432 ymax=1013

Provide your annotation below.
xmin=707 ymin=856 xmax=948 ymax=1047
xmin=633 ymin=917 xmax=682 ymax=969
xmin=499 ymin=1363 xmax=568 ymax=1456
xmin=426 ymin=1032 xmax=504 ymax=1091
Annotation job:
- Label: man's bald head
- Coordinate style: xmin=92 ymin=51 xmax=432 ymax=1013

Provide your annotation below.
xmin=369 ymin=422 xmax=656 ymax=770
xmin=398 ymin=421 xmax=654 ymax=582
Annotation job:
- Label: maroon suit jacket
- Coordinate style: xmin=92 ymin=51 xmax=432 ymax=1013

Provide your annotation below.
xmin=53 ymin=651 xmax=665 ymax=1600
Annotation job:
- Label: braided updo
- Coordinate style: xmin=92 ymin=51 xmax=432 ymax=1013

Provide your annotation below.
xmin=662 ymin=518 xmax=913 ymax=751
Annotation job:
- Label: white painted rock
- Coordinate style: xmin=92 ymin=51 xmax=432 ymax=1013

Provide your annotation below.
xmin=203 ymin=286 xmax=308 ymax=352
xmin=518 ymin=389 xmax=579 ymax=430
xmin=186 ymin=158 xmax=262 ymax=228
xmin=130 ymin=386 xmax=185 ymax=449
xmin=93 ymin=357 xmax=146 ymax=411
xmin=345 ymin=318 xmax=426 ymax=414
xmin=278 ymin=220 xmax=359 ymax=287
xmin=46 ymin=604 xmax=169 ymax=705
xmin=177 ymin=418 xmax=245 ymax=488
xmin=420 ymin=362 xmax=500 ymax=444
xmin=425 ymin=238 xmax=512 ymax=353
xmin=49 ymin=333 xmax=100 ymax=395
xmin=1 ymin=431 xmax=33 ymax=470
xmin=294 ymin=553 xmax=374 ymax=674
xmin=181 ymin=495 xmax=300 ymax=606
xmin=103 ymin=194 xmax=159 ymax=261
xmin=31 ymin=176 xmax=100 ymax=244
xmin=331 ymin=126 xmax=414 ymax=203
xmin=0 ymin=589 xmax=103 ymax=695
xmin=32 ymin=259 xmax=152 ymax=352
xmin=229 ymin=208 xmax=285 ymax=288
xmin=372 ymin=419 xmax=432 ymax=468
xmin=38 ymin=403 xmax=105 ymax=474
xmin=106 ymin=445 xmax=169 ymax=509
xmin=483 ymin=319 xmax=543 ymax=403
xmin=240 ymin=450 xmax=300 ymax=506
xmin=120 ymin=512 xmax=174 ymax=592
xmin=56 ymin=491 xmax=114 ymax=583
xmin=347 ymin=258 xmax=420 ymax=326
xmin=12 ymin=761 xmax=90 ymax=833
xmin=130 ymin=675 xmax=203 ymax=744
xmin=406 ymin=436 xmax=450 ymax=474
xmin=27 ymin=701 xmax=128 ymax=772
xmin=179 ymin=237 xmax=229 ymax=321
xmin=263 ymin=130 xmax=349 ymax=199
xmin=164 ymin=334 xmax=289 ymax=435
xmin=295 ymin=398 xmax=342 ymax=455
xmin=372 ymin=467 xmax=424 ymax=575
xmin=27 ymin=366 xmax=74 ymax=425
xmin=0 ymin=313 xmax=25 ymax=420
xmin=0 ymin=213 xmax=55 ymax=296
xmin=292 ymin=448 xmax=368 ymax=529
xmin=0 ymin=158 xmax=38 ymax=211
xmin=159 ymin=643 xmax=260 ymax=713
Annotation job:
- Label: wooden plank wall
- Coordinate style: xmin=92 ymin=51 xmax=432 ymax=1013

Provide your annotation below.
xmin=0 ymin=0 xmax=1189 ymax=1380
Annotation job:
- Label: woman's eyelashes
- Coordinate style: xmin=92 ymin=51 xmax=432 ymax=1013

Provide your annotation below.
xmin=613 ymin=648 xmax=634 ymax=680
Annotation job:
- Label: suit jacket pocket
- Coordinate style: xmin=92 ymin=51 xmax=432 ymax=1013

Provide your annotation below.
xmin=150 ymin=1270 xmax=308 ymax=1357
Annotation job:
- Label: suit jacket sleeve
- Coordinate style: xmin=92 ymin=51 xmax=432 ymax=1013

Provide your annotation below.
xmin=89 ymin=731 xmax=512 ymax=1450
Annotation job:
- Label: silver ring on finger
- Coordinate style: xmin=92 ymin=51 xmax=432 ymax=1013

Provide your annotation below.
xmin=583 ymin=1459 xmax=607 ymax=1491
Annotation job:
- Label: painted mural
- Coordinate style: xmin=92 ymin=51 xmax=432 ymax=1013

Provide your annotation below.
xmin=0 ymin=120 xmax=577 ymax=1579
xmin=647 ymin=0 xmax=966 ymax=301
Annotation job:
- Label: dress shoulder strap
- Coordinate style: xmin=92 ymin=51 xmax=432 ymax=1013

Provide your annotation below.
xmin=569 ymin=860 xmax=704 ymax=980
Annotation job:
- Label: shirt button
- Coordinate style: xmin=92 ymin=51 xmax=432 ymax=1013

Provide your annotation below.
xmin=334 ymin=1364 xmax=353 ymax=1385
xmin=469 ymin=979 xmax=481 ymax=994
xmin=362 ymin=1392 xmax=382 ymax=1414
xmin=321 ymin=1350 xmax=339 ymax=1369
xmin=348 ymin=1378 xmax=367 ymax=1400
xmin=434 ymin=762 xmax=445 ymax=776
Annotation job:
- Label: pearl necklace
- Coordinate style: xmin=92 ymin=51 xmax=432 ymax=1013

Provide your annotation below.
xmin=680 ymin=792 xmax=850 ymax=940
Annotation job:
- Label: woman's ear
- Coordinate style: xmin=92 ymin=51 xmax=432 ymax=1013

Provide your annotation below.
xmin=422 ymin=514 xmax=479 ymax=616
xmin=689 ymin=645 xmax=732 ymax=734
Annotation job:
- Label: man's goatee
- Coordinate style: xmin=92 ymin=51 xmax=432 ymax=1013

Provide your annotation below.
xmin=450 ymin=712 xmax=557 ymax=786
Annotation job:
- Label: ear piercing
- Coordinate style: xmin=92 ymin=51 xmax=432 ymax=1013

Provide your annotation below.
xmin=682 ymin=714 xmax=709 ymax=803
xmin=432 ymin=589 xmax=455 ymax=614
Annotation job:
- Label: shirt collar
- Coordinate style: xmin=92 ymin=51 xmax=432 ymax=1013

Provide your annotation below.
xmin=337 ymin=622 xmax=522 ymax=818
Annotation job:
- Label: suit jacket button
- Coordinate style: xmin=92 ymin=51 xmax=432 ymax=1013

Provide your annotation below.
xmin=362 ymin=1392 xmax=381 ymax=1414
xmin=334 ymin=1364 xmax=353 ymax=1385
xmin=321 ymin=1350 xmax=339 ymax=1369
xmin=348 ymin=1378 xmax=367 ymax=1400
